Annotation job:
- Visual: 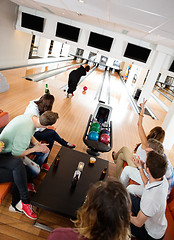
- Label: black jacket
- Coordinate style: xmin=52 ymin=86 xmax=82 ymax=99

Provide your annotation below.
xmin=68 ymin=66 xmax=86 ymax=90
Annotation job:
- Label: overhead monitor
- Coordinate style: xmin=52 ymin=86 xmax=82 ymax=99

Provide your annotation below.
xmin=21 ymin=12 xmax=44 ymax=32
xmin=169 ymin=60 xmax=174 ymax=73
xmin=56 ymin=22 xmax=80 ymax=42
xmin=124 ymin=43 xmax=151 ymax=63
xmin=87 ymin=32 xmax=113 ymax=52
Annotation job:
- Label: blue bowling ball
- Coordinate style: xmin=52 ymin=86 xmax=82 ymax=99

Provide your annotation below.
xmin=87 ymin=131 xmax=99 ymax=141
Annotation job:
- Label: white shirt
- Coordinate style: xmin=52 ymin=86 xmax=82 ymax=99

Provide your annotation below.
xmin=24 ymin=99 xmax=43 ymax=132
xmin=136 ymin=144 xmax=147 ymax=163
xmin=140 ymin=177 xmax=168 ymax=239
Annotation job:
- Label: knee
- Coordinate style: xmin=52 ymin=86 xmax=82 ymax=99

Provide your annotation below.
xmin=31 ymin=164 xmax=40 ymax=178
xmin=121 ymin=146 xmax=129 ymax=153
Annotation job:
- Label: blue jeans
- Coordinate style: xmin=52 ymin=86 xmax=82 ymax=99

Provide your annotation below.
xmin=23 ymin=152 xmax=49 ymax=178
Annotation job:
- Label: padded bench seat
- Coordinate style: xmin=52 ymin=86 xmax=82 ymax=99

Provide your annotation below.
xmin=0 ymin=110 xmax=12 ymax=204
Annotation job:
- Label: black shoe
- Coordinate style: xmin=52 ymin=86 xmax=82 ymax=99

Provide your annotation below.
xmin=112 ymin=151 xmax=116 ymax=161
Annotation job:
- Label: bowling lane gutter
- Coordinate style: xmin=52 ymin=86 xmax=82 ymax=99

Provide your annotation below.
xmin=0 ymin=57 xmax=73 ymax=71
xmin=97 ymin=69 xmax=111 ymax=105
xmin=24 ymin=62 xmax=84 ymax=82
xmin=94 ymin=69 xmax=106 ymax=102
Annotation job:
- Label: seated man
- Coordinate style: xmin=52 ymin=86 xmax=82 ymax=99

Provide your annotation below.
xmin=120 ymin=138 xmax=174 ymax=198
xmin=130 ymin=150 xmax=168 ymax=240
xmin=0 ymin=110 xmax=58 ymax=193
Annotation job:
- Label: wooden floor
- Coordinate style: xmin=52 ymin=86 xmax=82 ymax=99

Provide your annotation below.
xmin=0 ymin=60 xmax=174 ymax=239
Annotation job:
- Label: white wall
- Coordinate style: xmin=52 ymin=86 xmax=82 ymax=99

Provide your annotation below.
xmin=0 ymin=0 xmax=32 ymax=68
xmin=1 ymin=0 xmax=174 ymax=75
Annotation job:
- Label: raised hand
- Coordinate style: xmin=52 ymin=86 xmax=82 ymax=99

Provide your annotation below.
xmin=140 ymin=98 xmax=147 ymax=109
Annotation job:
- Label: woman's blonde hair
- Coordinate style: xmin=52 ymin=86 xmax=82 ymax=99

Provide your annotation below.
xmin=73 ymin=178 xmax=131 ymax=240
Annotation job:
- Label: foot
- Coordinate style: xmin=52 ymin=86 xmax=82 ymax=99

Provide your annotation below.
xmin=9 ymin=204 xmax=23 ymax=213
xmin=41 ymin=163 xmax=50 ymax=171
xmin=112 ymin=151 xmax=116 ymax=161
xmin=28 ymin=183 xmax=36 ymax=193
xmin=21 ymin=201 xmax=37 ymax=220
xmin=67 ymin=143 xmax=76 ymax=149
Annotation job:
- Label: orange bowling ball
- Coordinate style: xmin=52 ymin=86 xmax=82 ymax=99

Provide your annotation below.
xmin=82 ymin=90 xmax=86 ymax=94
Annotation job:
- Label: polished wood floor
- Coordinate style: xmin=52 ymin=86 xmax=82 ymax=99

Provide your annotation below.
xmin=0 ymin=60 xmax=174 ymax=239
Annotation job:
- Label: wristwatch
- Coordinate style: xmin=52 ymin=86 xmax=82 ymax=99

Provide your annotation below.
xmin=137 ymin=166 xmax=142 ymax=170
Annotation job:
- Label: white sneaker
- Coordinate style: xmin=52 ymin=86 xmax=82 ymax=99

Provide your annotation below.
xmin=15 ymin=200 xmax=23 ymax=211
xmin=67 ymin=93 xmax=70 ymax=98
xmin=9 ymin=203 xmax=22 ymax=213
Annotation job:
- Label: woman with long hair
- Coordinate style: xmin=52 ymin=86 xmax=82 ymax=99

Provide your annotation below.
xmin=112 ymin=98 xmax=165 ymax=178
xmin=47 ymin=179 xmax=131 ymax=240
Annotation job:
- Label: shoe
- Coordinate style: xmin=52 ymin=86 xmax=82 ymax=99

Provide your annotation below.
xmin=16 ymin=200 xmax=23 ymax=211
xmin=67 ymin=93 xmax=70 ymax=98
xmin=21 ymin=202 xmax=37 ymax=220
xmin=9 ymin=204 xmax=23 ymax=213
xmin=28 ymin=183 xmax=36 ymax=193
xmin=67 ymin=143 xmax=76 ymax=149
xmin=112 ymin=151 xmax=116 ymax=161
xmin=41 ymin=163 xmax=50 ymax=171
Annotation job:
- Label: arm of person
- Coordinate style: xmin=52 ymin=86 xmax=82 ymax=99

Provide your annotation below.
xmin=132 ymin=157 xmax=148 ymax=185
xmin=17 ymin=142 xmax=50 ymax=158
xmin=137 ymin=98 xmax=148 ymax=149
xmin=131 ymin=210 xmax=148 ymax=227
xmin=30 ymin=136 xmax=39 ymax=145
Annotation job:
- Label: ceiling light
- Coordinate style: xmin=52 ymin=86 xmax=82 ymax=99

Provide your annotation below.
xmin=78 ymin=0 xmax=85 ymax=3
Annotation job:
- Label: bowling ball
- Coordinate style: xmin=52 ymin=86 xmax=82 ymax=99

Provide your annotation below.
xmin=82 ymin=90 xmax=86 ymax=94
xmin=91 ymin=122 xmax=100 ymax=131
xmin=87 ymin=131 xmax=99 ymax=141
xmin=89 ymin=126 xmax=100 ymax=133
xmin=83 ymin=86 xmax=88 ymax=91
xmin=100 ymin=129 xmax=110 ymax=135
xmin=99 ymin=133 xmax=110 ymax=144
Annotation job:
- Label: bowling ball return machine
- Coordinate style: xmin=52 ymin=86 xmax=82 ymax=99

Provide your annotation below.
xmin=83 ymin=103 xmax=112 ymax=156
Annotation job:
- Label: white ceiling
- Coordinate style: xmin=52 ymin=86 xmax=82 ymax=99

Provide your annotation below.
xmin=10 ymin=0 xmax=174 ymax=49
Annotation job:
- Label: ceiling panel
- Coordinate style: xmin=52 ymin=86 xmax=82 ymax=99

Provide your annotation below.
xmin=111 ymin=0 xmax=174 ymax=18
xmin=9 ymin=0 xmax=174 ymax=49
xmin=110 ymin=3 xmax=167 ymax=29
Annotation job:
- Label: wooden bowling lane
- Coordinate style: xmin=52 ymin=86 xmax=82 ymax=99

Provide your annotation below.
xmin=0 ymin=64 xmax=174 ymax=165
xmin=153 ymin=87 xmax=173 ymax=105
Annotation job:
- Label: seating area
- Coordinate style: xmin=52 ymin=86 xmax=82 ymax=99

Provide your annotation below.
xmin=0 ymin=109 xmax=11 ymax=204
xmin=0 ymin=109 xmax=174 ymax=239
